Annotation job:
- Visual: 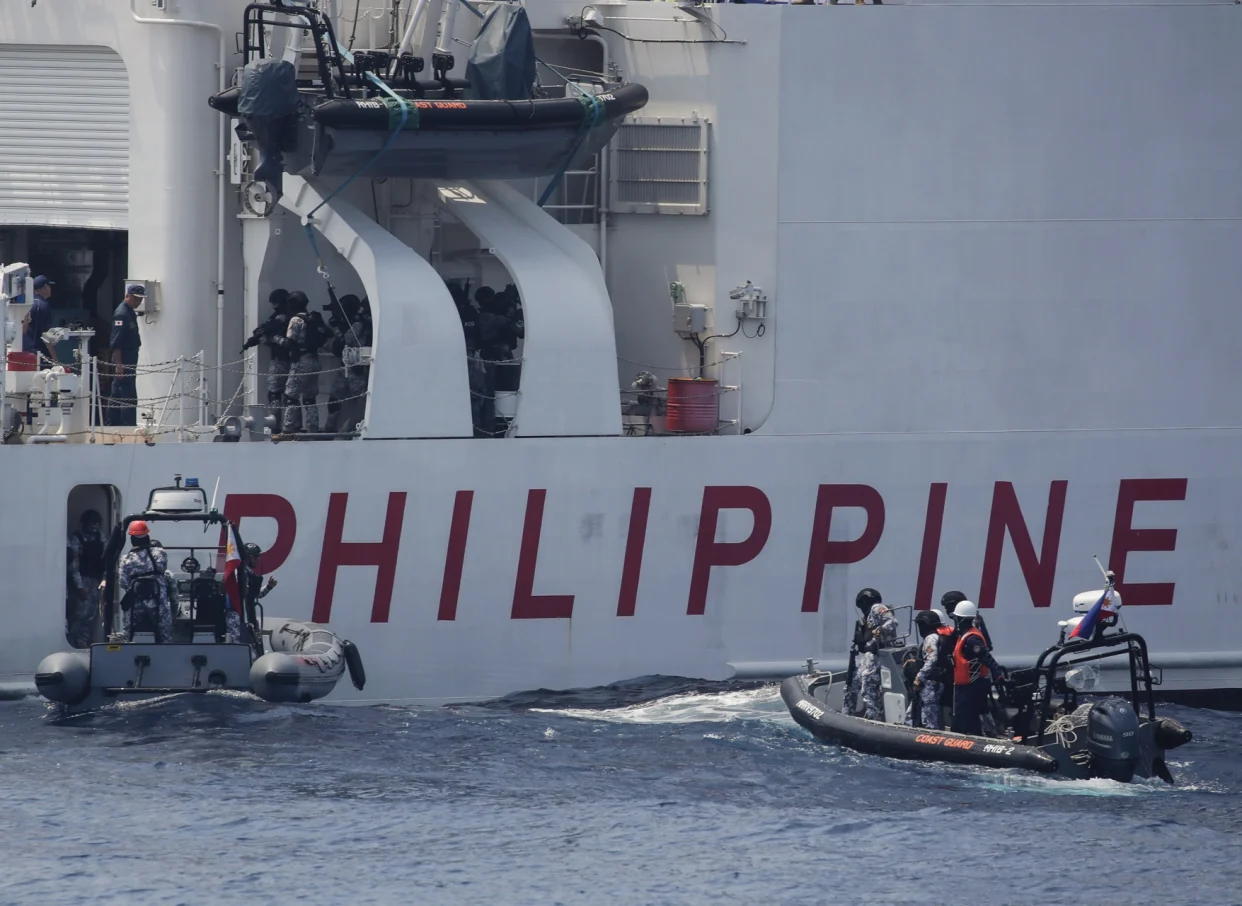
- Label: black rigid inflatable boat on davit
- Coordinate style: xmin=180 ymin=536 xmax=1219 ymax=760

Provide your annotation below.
xmin=783 ymin=584 xmax=1192 ymax=783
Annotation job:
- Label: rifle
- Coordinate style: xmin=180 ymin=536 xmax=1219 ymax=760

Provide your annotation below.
xmin=843 ymin=616 xmax=866 ymax=714
xmin=242 ymin=314 xmax=282 ymax=352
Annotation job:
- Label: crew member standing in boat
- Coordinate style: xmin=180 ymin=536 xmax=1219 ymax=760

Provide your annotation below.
xmin=281 ymin=291 xmax=324 ymax=435
xmin=941 ymin=589 xmax=992 ymax=647
xmin=107 ymin=283 xmax=146 ymax=426
xmin=950 ymin=600 xmax=1008 ymax=735
xmin=847 ymin=587 xmax=898 ymax=721
xmin=66 ymin=509 xmax=106 ymax=648
xmin=242 ymin=543 xmax=277 ymax=627
xmin=905 ymin=610 xmax=955 ymax=729
xmin=118 ymin=521 xmax=173 ymax=643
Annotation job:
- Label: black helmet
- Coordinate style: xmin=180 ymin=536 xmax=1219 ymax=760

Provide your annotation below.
xmin=940 ymin=590 xmax=968 ymax=613
xmin=286 ymin=290 xmax=309 ymax=312
xmin=269 ymin=288 xmax=289 ymax=308
xmin=855 ymin=588 xmax=882 ymax=612
xmin=914 ymin=610 xmax=942 ymax=637
xmin=80 ymin=508 xmax=102 ymax=527
xmin=244 ymin=542 xmax=262 ymax=560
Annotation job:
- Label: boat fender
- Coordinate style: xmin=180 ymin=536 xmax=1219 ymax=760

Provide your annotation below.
xmin=34 ymin=651 xmax=91 ymax=705
xmin=1154 ymin=716 xmax=1193 ymax=750
xmin=343 ymin=640 xmax=366 ymax=691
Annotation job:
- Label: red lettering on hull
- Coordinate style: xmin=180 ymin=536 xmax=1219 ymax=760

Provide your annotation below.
xmin=800 ymin=484 xmax=885 ymax=613
xmin=1108 ymin=478 xmax=1187 ymax=606
xmin=617 ymin=488 xmax=652 ymax=617
xmin=512 ymin=489 xmax=574 ymax=619
xmin=688 ymin=486 xmax=772 ymax=615
xmin=312 ymin=492 xmax=407 ymax=623
xmin=437 ymin=491 xmax=474 ymax=622
xmin=221 ymin=493 xmax=297 ymax=574
xmin=913 ymin=483 xmax=948 ymax=610
xmin=978 ymin=481 xmax=1068 ymax=609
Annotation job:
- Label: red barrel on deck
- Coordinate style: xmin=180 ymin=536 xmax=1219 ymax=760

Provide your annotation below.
xmin=665 ymin=377 xmax=719 ymax=433
xmin=5 ymin=352 xmax=36 ymax=371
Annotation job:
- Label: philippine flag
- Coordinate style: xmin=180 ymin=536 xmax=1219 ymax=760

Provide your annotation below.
xmin=1070 ymin=586 xmax=1116 ymax=640
xmin=223 ymin=539 xmax=242 ymax=615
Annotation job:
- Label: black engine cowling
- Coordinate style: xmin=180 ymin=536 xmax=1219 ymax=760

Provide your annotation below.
xmin=1086 ymin=697 xmax=1141 ymax=782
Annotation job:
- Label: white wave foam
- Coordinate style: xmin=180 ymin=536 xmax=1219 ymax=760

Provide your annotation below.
xmin=535 ymin=685 xmax=788 ymax=725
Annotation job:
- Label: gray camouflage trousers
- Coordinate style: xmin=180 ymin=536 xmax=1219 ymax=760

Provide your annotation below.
xmin=127 ymin=597 xmax=174 ymax=644
xmin=224 ymin=609 xmax=242 ymax=644
xmin=905 ymin=679 xmax=943 ymax=729
xmin=283 ymin=355 xmax=320 ymax=433
xmin=266 ymin=358 xmax=290 ymax=399
xmin=849 ymin=652 xmax=884 ymax=721
xmin=67 ymin=585 xmax=99 ymax=648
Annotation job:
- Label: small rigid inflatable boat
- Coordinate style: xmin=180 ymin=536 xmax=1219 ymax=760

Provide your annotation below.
xmin=209 ymin=1 xmax=650 ymax=202
xmin=35 ymin=475 xmax=365 ymax=714
xmin=783 ymin=577 xmax=1192 ymax=783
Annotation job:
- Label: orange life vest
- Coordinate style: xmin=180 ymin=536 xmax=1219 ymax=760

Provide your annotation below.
xmin=953 ymin=627 xmax=990 ymax=685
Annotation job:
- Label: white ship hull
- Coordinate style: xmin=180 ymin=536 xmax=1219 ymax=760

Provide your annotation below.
xmin=4 ymin=431 xmax=1239 ymax=704
xmin=2 ymin=0 xmax=1240 ymax=703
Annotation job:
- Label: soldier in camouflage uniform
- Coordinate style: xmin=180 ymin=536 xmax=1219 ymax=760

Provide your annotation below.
xmin=242 ymin=289 xmax=294 ymax=433
xmin=847 ymin=587 xmax=898 ymax=721
xmin=66 ymin=509 xmax=106 ymax=648
xmin=324 ymin=294 xmax=365 ymax=434
xmin=282 ymin=291 xmax=324 ymax=434
xmin=118 ymin=520 xmax=173 ymax=643
xmin=905 ymin=610 xmax=954 ymax=729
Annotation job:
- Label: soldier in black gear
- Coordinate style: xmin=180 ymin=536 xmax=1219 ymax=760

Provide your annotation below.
xmin=242 ymin=542 xmax=277 ymax=626
xmin=282 ymin=291 xmax=327 ymax=434
xmin=449 ymin=283 xmax=483 ymax=432
xmin=325 ymin=294 xmax=360 ymax=434
xmin=475 ymin=286 xmax=525 ymax=437
xmin=242 ymin=288 xmax=294 ymax=432
xmin=66 ymin=509 xmax=106 ymax=648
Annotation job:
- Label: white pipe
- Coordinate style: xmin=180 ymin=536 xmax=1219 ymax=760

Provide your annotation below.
xmin=588 ymin=34 xmax=610 ymax=284
xmin=129 ymin=0 xmax=227 ymax=419
xmin=393 ymin=0 xmax=435 ymax=72
xmin=434 ymin=0 xmax=460 ymax=56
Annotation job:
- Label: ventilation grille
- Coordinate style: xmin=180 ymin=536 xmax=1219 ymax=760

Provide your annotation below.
xmin=609 ymin=115 xmax=709 ymax=216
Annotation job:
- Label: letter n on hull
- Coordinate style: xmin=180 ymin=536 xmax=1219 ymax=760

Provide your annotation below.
xmin=978 ymin=481 xmax=1067 ymax=609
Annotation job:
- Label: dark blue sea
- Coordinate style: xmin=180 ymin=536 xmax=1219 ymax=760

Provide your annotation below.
xmin=1 ymin=681 xmax=1239 ymax=906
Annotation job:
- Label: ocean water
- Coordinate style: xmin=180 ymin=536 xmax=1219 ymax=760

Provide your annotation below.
xmin=1 ymin=681 xmax=1238 ymax=906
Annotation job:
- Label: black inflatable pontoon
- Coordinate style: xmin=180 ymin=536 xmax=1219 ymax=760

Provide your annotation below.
xmin=783 ymin=595 xmax=1192 ymax=783
xmin=210 ymin=1 xmax=649 ymax=196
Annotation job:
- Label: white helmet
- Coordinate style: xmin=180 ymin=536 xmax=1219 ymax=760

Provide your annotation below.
xmin=953 ymin=600 xmax=979 ymax=619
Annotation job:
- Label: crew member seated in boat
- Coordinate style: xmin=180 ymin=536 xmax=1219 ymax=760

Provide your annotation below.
xmin=66 ymin=509 xmax=106 ymax=648
xmin=941 ymin=589 xmax=992 ymax=647
xmin=950 ymin=601 xmax=1008 ymax=736
xmin=118 ymin=521 xmax=173 ymax=643
xmin=905 ymin=611 xmax=955 ymax=729
xmin=847 ymin=587 xmax=898 ymax=721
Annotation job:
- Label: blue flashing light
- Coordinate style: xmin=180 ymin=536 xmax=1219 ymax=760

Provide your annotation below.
xmin=185 ymin=477 xmax=199 ymax=488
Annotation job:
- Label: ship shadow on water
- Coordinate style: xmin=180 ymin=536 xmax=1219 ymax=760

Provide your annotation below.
xmin=458 ymin=674 xmax=771 ymax=713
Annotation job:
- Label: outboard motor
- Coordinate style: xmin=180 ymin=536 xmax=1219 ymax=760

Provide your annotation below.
xmin=1086 ymin=697 xmax=1141 ymax=782
xmin=236 ymin=58 xmax=299 ymax=205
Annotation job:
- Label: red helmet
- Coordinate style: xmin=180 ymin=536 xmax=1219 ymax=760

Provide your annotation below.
xmin=127 ymin=520 xmax=150 ymax=537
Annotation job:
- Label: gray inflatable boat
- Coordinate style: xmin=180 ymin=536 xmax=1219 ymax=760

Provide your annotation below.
xmin=36 ymin=475 xmax=365 ymax=714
